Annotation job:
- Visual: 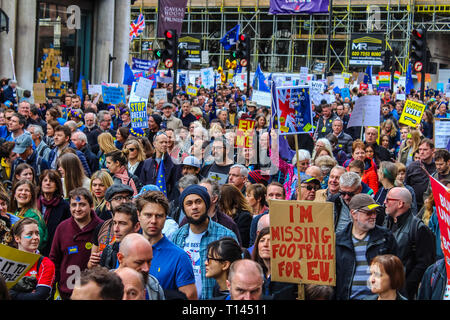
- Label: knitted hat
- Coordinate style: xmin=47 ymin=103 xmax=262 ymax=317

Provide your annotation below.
xmin=150 ymin=113 xmax=162 ymax=127
xmin=179 ymin=185 xmax=210 ymax=213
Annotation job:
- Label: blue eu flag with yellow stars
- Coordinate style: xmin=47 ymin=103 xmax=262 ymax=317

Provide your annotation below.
xmin=220 ymin=24 xmax=240 ymax=50
xmin=156 ymin=155 xmax=167 ymax=196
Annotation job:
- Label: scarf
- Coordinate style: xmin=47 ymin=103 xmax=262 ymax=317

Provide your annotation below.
xmin=38 ymin=195 xmax=61 ymax=225
xmin=115 ymin=166 xmax=138 ymax=196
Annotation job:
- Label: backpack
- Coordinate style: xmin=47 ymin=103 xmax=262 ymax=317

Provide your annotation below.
xmin=410 ymin=216 xmax=436 ymax=263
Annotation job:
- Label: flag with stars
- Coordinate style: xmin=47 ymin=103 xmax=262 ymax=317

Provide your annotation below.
xmin=156 ymin=157 xmax=167 ymax=196
xmin=220 ymin=24 xmax=240 ymax=50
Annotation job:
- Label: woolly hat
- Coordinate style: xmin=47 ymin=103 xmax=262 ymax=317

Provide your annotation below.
xmin=150 ymin=113 xmax=162 ymax=127
xmin=179 ymin=185 xmax=210 ymax=213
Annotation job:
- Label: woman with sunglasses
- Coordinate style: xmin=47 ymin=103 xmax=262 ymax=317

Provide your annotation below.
xmin=205 ymin=237 xmax=243 ymax=299
xmin=123 ymin=138 xmax=146 ymax=178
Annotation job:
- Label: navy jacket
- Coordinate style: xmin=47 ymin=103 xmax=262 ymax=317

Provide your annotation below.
xmin=335 ymin=222 xmax=398 ymax=300
xmin=47 ymin=142 xmax=92 ymax=177
xmin=417 ymin=258 xmax=446 ymax=300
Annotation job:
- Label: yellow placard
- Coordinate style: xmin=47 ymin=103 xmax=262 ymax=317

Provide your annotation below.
xmin=235 ymin=119 xmax=256 ymax=148
xmin=0 ymin=244 xmax=40 ymax=289
xmin=186 ymin=85 xmax=198 ymax=96
xmin=269 ymin=200 xmax=336 ymax=286
xmin=399 ymin=100 xmax=426 ymax=128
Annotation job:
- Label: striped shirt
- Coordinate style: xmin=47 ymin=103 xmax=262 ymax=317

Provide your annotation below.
xmin=350 ymin=235 xmax=372 ymax=300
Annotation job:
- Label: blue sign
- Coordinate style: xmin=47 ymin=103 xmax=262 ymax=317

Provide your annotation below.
xmin=129 ymin=101 xmax=149 ymax=129
xmin=102 ymin=86 xmax=126 ymax=105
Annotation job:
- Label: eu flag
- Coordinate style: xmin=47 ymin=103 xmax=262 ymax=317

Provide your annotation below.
xmin=252 ymin=64 xmax=270 ymax=93
xmin=156 ymin=156 xmax=167 ymax=196
xmin=123 ymin=61 xmax=135 ymax=85
xmin=76 ymin=75 xmax=86 ymax=104
xmin=363 ymin=65 xmax=372 ymax=85
xmin=220 ymin=24 xmax=240 ymax=50
xmin=405 ymin=62 xmax=414 ymax=95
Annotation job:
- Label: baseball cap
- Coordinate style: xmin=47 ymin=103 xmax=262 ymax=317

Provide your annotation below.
xmin=182 ymin=156 xmax=201 ymax=169
xmin=349 ymin=193 xmax=380 ymax=211
xmin=105 ymin=184 xmax=134 ymax=202
xmin=300 ymin=175 xmax=321 ymax=185
xmin=13 ymin=134 xmax=33 ymax=154
xmin=247 ymin=101 xmax=257 ymax=107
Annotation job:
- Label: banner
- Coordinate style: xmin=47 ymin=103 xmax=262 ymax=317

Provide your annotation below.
xmin=157 ymin=0 xmax=188 ymax=38
xmin=102 ymin=86 xmax=126 ymax=105
xmin=131 ymin=57 xmax=159 ymax=72
xmin=269 ymin=0 xmax=329 ymax=14
xmin=429 ymin=176 xmax=450 ymax=288
xmin=235 ymin=119 xmax=256 ymax=148
xmin=399 ymin=100 xmax=425 ymax=128
xmin=347 ymin=95 xmax=381 ymax=128
xmin=275 ymin=86 xmax=313 ymax=135
xmin=269 ymin=200 xmax=335 ymax=285
xmin=349 ymin=33 xmax=384 ymax=66
xmin=0 ymin=244 xmax=40 ymax=289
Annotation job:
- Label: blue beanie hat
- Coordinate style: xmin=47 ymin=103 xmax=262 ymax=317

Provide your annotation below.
xmin=179 ymin=185 xmax=210 ymax=213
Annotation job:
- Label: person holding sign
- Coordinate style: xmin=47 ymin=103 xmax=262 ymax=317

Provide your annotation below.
xmin=335 ymin=194 xmax=398 ymax=300
xmin=9 ymin=218 xmax=55 ymax=300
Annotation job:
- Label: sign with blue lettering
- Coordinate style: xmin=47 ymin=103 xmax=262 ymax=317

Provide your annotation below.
xmin=102 ymin=86 xmax=126 ymax=105
xmin=129 ymin=101 xmax=148 ymax=129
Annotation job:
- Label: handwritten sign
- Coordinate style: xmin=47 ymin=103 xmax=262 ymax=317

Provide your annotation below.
xmin=186 ymin=85 xmax=198 ymax=96
xmin=269 ymin=200 xmax=335 ymax=285
xmin=60 ymin=66 xmax=70 ymax=82
xmin=102 ymin=85 xmax=126 ymax=105
xmin=135 ymin=77 xmax=153 ymax=100
xmin=399 ymin=100 xmax=425 ymax=128
xmin=153 ymin=88 xmax=167 ymax=103
xmin=88 ymin=84 xmax=103 ymax=96
xmin=33 ymin=83 xmax=46 ymax=104
xmin=347 ymin=95 xmax=381 ymax=128
xmin=252 ymin=90 xmax=271 ymax=107
xmin=235 ymin=119 xmax=256 ymax=148
xmin=0 ymin=244 xmax=40 ymax=289
xmin=129 ymin=101 xmax=148 ymax=129
xmin=434 ymin=118 xmax=450 ymax=149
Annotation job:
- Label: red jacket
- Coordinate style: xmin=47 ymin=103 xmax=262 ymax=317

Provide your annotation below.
xmin=362 ymin=158 xmax=379 ymax=195
xmin=49 ymin=211 xmax=103 ymax=299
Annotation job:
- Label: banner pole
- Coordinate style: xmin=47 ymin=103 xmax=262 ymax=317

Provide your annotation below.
xmin=297 ymin=283 xmax=305 ymax=300
xmin=294 ymin=133 xmax=302 ymax=200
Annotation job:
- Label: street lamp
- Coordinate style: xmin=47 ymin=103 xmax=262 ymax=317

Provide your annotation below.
xmin=0 ymin=8 xmax=9 ymax=33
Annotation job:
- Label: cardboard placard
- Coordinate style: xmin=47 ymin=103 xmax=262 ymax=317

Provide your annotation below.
xmin=251 ymin=90 xmax=271 ymax=107
xmin=33 ymin=83 xmax=46 ymax=104
xmin=399 ymin=100 xmax=425 ymax=128
xmin=235 ymin=119 xmax=256 ymax=148
xmin=129 ymin=101 xmax=149 ymax=129
xmin=0 ymin=244 xmax=40 ymax=289
xmin=269 ymin=200 xmax=336 ymax=285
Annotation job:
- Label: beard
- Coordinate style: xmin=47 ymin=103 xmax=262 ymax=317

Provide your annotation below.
xmin=186 ymin=211 xmax=208 ymax=226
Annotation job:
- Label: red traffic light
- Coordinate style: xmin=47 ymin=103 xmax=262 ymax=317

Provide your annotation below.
xmin=412 ymin=29 xmax=424 ymax=38
xmin=239 ymin=34 xmax=246 ymax=42
xmin=165 ymin=30 xmax=175 ymax=39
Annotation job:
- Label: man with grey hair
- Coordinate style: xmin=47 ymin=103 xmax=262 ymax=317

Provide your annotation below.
xmin=225 ymin=259 xmax=264 ymax=300
xmin=383 ymin=187 xmax=436 ymax=300
xmin=82 ymin=111 xmax=101 ymax=154
xmin=329 ymin=171 xmax=363 ymax=233
xmin=97 ymin=110 xmax=116 ymax=137
xmin=117 ymin=233 xmax=165 ymax=300
xmin=316 ymin=165 xmax=346 ymax=201
xmin=161 ymin=102 xmax=182 ymax=131
xmin=228 ymin=164 xmax=249 ymax=195
xmin=27 ymin=124 xmax=51 ymax=161
xmin=331 ymin=118 xmax=353 ymax=154
xmin=71 ymin=130 xmax=99 ymax=173
xmin=115 ymin=267 xmax=146 ymax=300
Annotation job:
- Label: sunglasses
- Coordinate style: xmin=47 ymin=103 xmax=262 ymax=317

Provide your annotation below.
xmin=340 ymin=191 xmax=356 ymax=197
xmin=206 ymin=256 xmax=225 ymax=263
xmin=301 ymin=185 xmax=320 ymax=191
xmin=127 ymin=148 xmax=136 ymax=152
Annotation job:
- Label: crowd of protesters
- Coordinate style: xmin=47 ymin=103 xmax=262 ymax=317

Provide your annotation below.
xmin=0 ymin=74 xmax=449 ymax=301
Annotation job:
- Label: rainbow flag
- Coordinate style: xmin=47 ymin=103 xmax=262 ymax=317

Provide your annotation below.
xmin=394 ymin=71 xmax=400 ymax=84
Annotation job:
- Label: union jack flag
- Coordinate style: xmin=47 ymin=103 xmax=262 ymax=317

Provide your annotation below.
xmin=129 ymin=13 xmax=145 ymax=42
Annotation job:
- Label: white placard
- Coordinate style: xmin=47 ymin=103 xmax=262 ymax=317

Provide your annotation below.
xmin=396 ymin=93 xmax=406 ymax=101
xmin=334 ymin=76 xmax=345 ymax=89
xmin=310 ymin=81 xmax=325 ymax=106
xmin=201 ymin=51 xmax=209 ymax=65
xmin=88 ymin=84 xmax=102 ymax=95
xmin=153 ymin=88 xmax=167 ymax=103
xmin=347 ymin=95 xmax=381 ymax=128
xmin=129 ymin=82 xmax=147 ymax=102
xmin=200 ymin=67 xmax=214 ymax=89
xmin=60 ymin=66 xmax=70 ymax=82
xmin=300 ymin=67 xmax=308 ymax=75
xmin=251 ymin=90 xmax=271 ymax=107
xmin=135 ymin=77 xmax=153 ymax=100
xmin=234 ymin=73 xmax=246 ymax=90
xmin=435 ymin=119 xmax=450 ymax=149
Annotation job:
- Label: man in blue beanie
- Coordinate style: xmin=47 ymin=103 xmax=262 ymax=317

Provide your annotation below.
xmin=171 ymin=184 xmax=238 ymax=300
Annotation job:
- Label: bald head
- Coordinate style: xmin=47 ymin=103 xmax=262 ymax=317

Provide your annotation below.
xmin=117 ymin=233 xmax=153 ymax=278
xmin=119 ymin=233 xmax=152 ymax=257
xmin=391 ymin=187 xmax=412 ymax=207
xmin=227 ymin=259 xmax=264 ymax=300
xmin=115 ymin=267 xmax=145 ymax=300
xmin=305 ymin=165 xmax=323 ymax=181
xmin=384 ymin=187 xmax=412 ymax=218
xmin=257 ymin=214 xmax=270 ymax=232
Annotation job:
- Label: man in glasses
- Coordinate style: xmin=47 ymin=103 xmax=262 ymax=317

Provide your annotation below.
xmin=383 ymin=187 xmax=436 ymax=300
xmin=335 ymin=193 xmax=398 ymax=300
xmin=329 ymin=171 xmax=362 ymax=233
xmin=299 ymin=175 xmax=321 ymax=201
xmin=87 ymin=184 xmax=134 ymax=269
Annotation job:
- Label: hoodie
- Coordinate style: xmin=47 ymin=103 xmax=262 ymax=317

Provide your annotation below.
xmin=49 ymin=211 xmax=103 ymax=299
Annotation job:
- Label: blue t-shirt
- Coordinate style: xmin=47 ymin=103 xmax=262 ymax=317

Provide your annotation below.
xmin=150 ymin=235 xmax=195 ymax=290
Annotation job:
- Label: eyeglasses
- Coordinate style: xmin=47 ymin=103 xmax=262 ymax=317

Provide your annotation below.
xmin=357 ymin=210 xmax=377 ymax=216
xmin=206 ymin=256 xmax=225 ymax=263
xmin=111 ymin=195 xmax=133 ymax=202
xmin=127 ymin=148 xmax=136 ymax=152
xmin=301 ymin=185 xmax=320 ymax=191
xmin=340 ymin=191 xmax=356 ymax=197
xmin=385 ymin=198 xmax=402 ymax=202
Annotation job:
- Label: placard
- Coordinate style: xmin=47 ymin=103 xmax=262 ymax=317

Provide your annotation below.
xmin=399 ymin=100 xmax=425 ymax=128
xmin=275 ymin=86 xmax=313 ymax=135
xmin=60 ymin=66 xmax=70 ymax=82
xmin=347 ymin=95 xmax=381 ymax=128
xmin=0 ymin=244 xmax=40 ymax=289
xmin=135 ymin=77 xmax=153 ymax=100
xmin=235 ymin=119 xmax=256 ymax=148
xmin=310 ymin=81 xmax=325 ymax=106
xmin=129 ymin=101 xmax=149 ymax=129
xmin=396 ymin=93 xmax=406 ymax=101
xmin=269 ymin=200 xmax=335 ymax=285
xmin=101 ymin=86 xmax=126 ymax=105
xmin=33 ymin=83 xmax=46 ymax=104
xmin=88 ymin=84 xmax=102 ymax=96
xmin=186 ymin=85 xmax=198 ymax=96
xmin=434 ymin=118 xmax=450 ymax=149
xmin=251 ymin=90 xmax=271 ymax=107
xmin=153 ymin=88 xmax=167 ymax=103
xmin=200 ymin=67 xmax=214 ymax=89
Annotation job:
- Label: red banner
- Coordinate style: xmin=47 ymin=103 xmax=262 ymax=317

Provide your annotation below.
xmin=429 ymin=175 xmax=450 ymax=286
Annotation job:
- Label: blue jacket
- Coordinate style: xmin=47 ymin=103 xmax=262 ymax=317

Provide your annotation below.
xmin=11 ymin=150 xmax=50 ymax=184
xmin=335 ymin=222 xmax=398 ymax=300
xmin=417 ymin=258 xmax=446 ymax=300
xmin=47 ymin=142 xmax=92 ymax=177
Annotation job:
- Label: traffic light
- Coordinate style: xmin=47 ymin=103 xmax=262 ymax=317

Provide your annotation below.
xmin=163 ymin=29 xmax=177 ymax=68
xmin=380 ymin=50 xmax=392 ymax=71
xmin=178 ymin=48 xmax=190 ymax=70
xmin=410 ymin=28 xmax=426 ymax=66
xmin=237 ymin=33 xmax=250 ymax=66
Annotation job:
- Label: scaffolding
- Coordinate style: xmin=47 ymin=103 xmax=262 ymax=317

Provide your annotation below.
xmin=130 ymin=0 xmax=450 ymax=74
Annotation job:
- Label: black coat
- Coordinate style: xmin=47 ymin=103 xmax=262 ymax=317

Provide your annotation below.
xmin=80 ymin=145 xmax=99 ymax=174
xmin=335 ymin=222 xmax=398 ymax=300
xmin=231 ymin=210 xmax=252 ymax=248
xmin=83 ymin=126 xmax=102 ymax=155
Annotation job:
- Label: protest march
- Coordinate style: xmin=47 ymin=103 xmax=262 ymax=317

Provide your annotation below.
xmin=1 ymin=0 xmax=450 ymax=306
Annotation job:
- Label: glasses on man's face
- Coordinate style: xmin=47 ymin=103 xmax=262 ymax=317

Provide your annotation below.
xmin=111 ymin=195 xmax=133 ymax=202
xmin=340 ymin=191 xmax=356 ymax=197
xmin=385 ymin=198 xmax=401 ymax=203
xmin=301 ymin=184 xmax=320 ymax=191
